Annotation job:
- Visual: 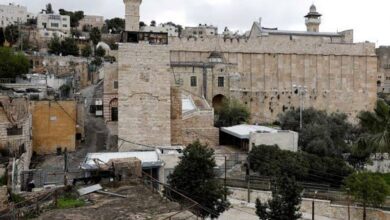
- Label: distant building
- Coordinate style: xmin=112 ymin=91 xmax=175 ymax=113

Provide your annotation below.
xmin=0 ymin=3 xmax=33 ymax=28
xmin=37 ymin=13 xmax=71 ymax=38
xmin=78 ymin=15 xmax=105 ymax=31
xmin=141 ymin=23 xmax=179 ymax=37
xmin=181 ymin=24 xmax=218 ymax=38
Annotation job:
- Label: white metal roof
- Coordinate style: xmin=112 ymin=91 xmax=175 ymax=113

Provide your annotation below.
xmin=81 ymin=151 xmax=163 ymax=170
xmin=221 ymin=124 xmax=278 ymax=139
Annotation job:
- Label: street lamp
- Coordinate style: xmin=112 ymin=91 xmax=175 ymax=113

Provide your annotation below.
xmin=293 ymin=84 xmax=308 ymax=130
xmin=312 ymin=190 xmax=318 ymax=220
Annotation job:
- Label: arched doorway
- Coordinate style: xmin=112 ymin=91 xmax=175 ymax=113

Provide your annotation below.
xmin=109 ymin=98 xmax=118 ymax=121
xmin=212 ymin=94 xmax=226 ymax=111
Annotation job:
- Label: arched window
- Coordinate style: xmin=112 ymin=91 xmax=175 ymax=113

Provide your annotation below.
xmin=109 ymin=98 xmax=118 ymax=122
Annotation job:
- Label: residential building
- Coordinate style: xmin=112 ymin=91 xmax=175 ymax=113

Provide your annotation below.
xmin=181 ymin=24 xmax=218 ymax=38
xmin=0 ymin=3 xmax=31 ymax=28
xmin=37 ymin=13 xmax=71 ymax=38
xmin=78 ymin=15 xmax=105 ymax=31
xmin=141 ymin=23 xmax=179 ymax=37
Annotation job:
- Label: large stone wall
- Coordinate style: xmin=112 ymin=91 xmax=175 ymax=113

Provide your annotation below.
xmin=169 ymin=35 xmax=377 ymax=122
xmin=118 ymin=42 xmax=172 ymax=150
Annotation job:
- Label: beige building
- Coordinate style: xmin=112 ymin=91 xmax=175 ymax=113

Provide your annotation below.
xmin=141 ymin=23 xmax=179 ymax=37
xmin=78 ymin=15 xmax=105 ymax=31
xmin=376 ymin=46 xmax=390 ymax=94
xmin=0 ymin=3 xmax=33 ymax=28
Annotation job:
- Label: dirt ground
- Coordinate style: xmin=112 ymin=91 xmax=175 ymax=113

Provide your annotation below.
xmin=36 ymin=184 xmax=193 ymax=220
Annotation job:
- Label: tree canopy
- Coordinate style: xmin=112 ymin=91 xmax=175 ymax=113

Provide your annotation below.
xmin=4 ymin=25 xmax=19 ymax=46
xmin=0 ymin=47 xmax=29 ymax=78
xmin=358 ymin=99 xmax=390 ymax=153
xmin=0 ymin=28 xmax=5 ymax=47
xmin=345 ymin=172 xmax=389 ymax=220
xmin=48 ymin=35 xmax=79 ymax=56
xmin=256 ymin=174 xmax=302 ymax=220
xmin=279 ymin=108 xmax=354 ymax=157
xmin=59 ymin=9 xmax=84 ymax=27
xmin=95 ymin=46 xmax=106 ymax=57
xmin=215 ymin=98 xmax=250 ymax=127
xmin=249 ymin=145 xmax=353 ymax=187
xmin=81 ymin=44 xmax=92 ymax=57
xmin=89 ymin=27 xmax=101 ymax=46
xmin=166 ymin=141 xmax=229 ymax=218
xmin=104 ymin=18 xmax=125 ymax=34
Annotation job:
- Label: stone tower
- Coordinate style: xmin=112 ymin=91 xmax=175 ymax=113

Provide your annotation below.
xmin=123 ymin=0 xmax=142 ymax=31
xmin=305 ymin=4 xmax=322 ymax=32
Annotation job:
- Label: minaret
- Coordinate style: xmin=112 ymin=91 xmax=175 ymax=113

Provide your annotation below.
xmin=123 ymin=0 xmax=142 ymax=32
xmin=305 ymin=4 xmax=322 ymax=32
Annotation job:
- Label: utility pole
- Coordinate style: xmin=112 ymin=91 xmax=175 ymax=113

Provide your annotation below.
xmin=224 ymin=155 xmax=227 ymax=200
xmin=312 ymin=191 xmax=318 ymax=220
xmin=247 ymin=157 xmax=250 ymax=203
xmin=347 ymin=188 xmax=351 ymax=220
xmin=63 ymin=148 xmax=68 ymax=186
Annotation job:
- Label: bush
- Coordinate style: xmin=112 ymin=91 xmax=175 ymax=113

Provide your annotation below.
xmin=215 ymin=99 xmax=250 ymax=127
xmin=57 ymin=197 xmax=85 ymax=209
xmin=0 ymin=47 xmax=29 ymax=78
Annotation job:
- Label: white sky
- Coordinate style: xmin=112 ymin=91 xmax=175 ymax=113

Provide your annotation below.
xmin=1 ymin=0 xmax=389 ymax=45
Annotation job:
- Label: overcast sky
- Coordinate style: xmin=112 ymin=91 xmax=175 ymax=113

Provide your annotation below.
xmin=1 ymin=0 xmax=389 ymax=45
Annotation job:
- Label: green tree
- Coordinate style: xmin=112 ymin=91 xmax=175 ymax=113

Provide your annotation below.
xmin=61 ymin=37 xmax=79 ymax=56
xmin=0 ymin=47 xmax=29 ymax=78
xmin=91 ymin=57 xmax=102 ymax=67
xmin=104 ymin=18 xmax=125 ymax=34
xmin=150 ymin=20 xmax=156 ymax=27
xmin=59 ymin=9 xmax=84 ymax=27
xmin=81 ymin=44 xmax=92 ymax=57
xmin=95 ymin=46 xmax=106 ymax=57
xmin=4 ymin=25 xmax=19 ymax=46
xmin=345 ymin=172 xmax=389 ymax=220
xmin=279 ymin=108 xmax=354 ymax=157
xmin=167 ymin=141 xmax=230 ymax=219
xmin=89 ymin=27 xmax=101 ymax=46
xmin=256 ymin=174 xmax=302 ymax=220
xmin=0 ymin=28 xmax=5 ymax=46
xmin=215 ymin=98 xmax=250 ymax=127
xmin=358 ymin=99 xmax=390 ymax=152
xmin=48 ymin=34 xmax=62 ymax=55
xmin=46 ymin=3 xmax=54 ymax=14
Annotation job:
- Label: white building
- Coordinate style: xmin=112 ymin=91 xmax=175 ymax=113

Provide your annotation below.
xmin=221 ymin=125 xmax=298 ymax=152
xmin=0 ymin=3 xmax=32 ymax=28
xmin=141 ymin=23 xmax=179 ymax=37
xmin=182 ymin=24 xmax=218 ymax=38
xmin=37 ymin=14 xmax=71 ymax=38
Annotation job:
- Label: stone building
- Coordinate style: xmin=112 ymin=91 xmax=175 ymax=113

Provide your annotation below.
xmin=32 ymin=101 xmax=76 ymax=155
xmin=117 ymin=0 xmax=377 ymax=149
xmin=141 ymin=23 xmax=179 ymax=37
xmin=376 ymin=46 xmax=390 ymax=94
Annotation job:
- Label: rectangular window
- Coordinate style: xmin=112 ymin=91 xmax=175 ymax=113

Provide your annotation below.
xmin=190 ymin=76 xmax=197 ymax=87
xmin=51 ymin=23 xmax=59 ymax=28
xmin=218 ymin=77 xmax=224 ymax=87
xmin=7 ymin=126 xmax=23 ymax=136
xmin=114 ymin=81 xmax=118 ymax=89
xmin=63 ymin=24 xmax=67 ymax=28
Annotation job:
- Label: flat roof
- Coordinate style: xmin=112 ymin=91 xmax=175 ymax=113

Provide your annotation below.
xmin=221 ymin=124 xmax=278 ymax=139
xmin=81 ymin=151 xmax=163 ymax=170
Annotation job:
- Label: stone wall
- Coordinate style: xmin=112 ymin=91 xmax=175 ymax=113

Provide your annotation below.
xmin=169 ymin=35 xmax=377 ymax=122
xmin=170 ymin=87 xmax=183 ymax=145
xmin=103 ymin=62 xmax=119 ymax=122
xmin=32 ymin=101 xmax=76 ymax=155
xmin=118 ymin=42 xmax=172 ymax=151
xmin=249 ymin=131 xmax=299 ymax=152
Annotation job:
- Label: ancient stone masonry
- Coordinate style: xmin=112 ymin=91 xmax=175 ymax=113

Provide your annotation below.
xmin=169 ymin=35 xmax=377 ymax=122
xmin=118 ymin=42 xmax=172 ymax=150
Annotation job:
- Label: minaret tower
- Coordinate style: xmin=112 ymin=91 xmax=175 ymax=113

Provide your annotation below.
xmin=123 ymin=0 xmax=142 ymax=32
xmin=305 ymin=4 xmax=322 ymax=32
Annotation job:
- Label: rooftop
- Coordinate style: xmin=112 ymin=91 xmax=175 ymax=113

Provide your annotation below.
xmin=221 ymin=124 xmax=278 ymax=139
